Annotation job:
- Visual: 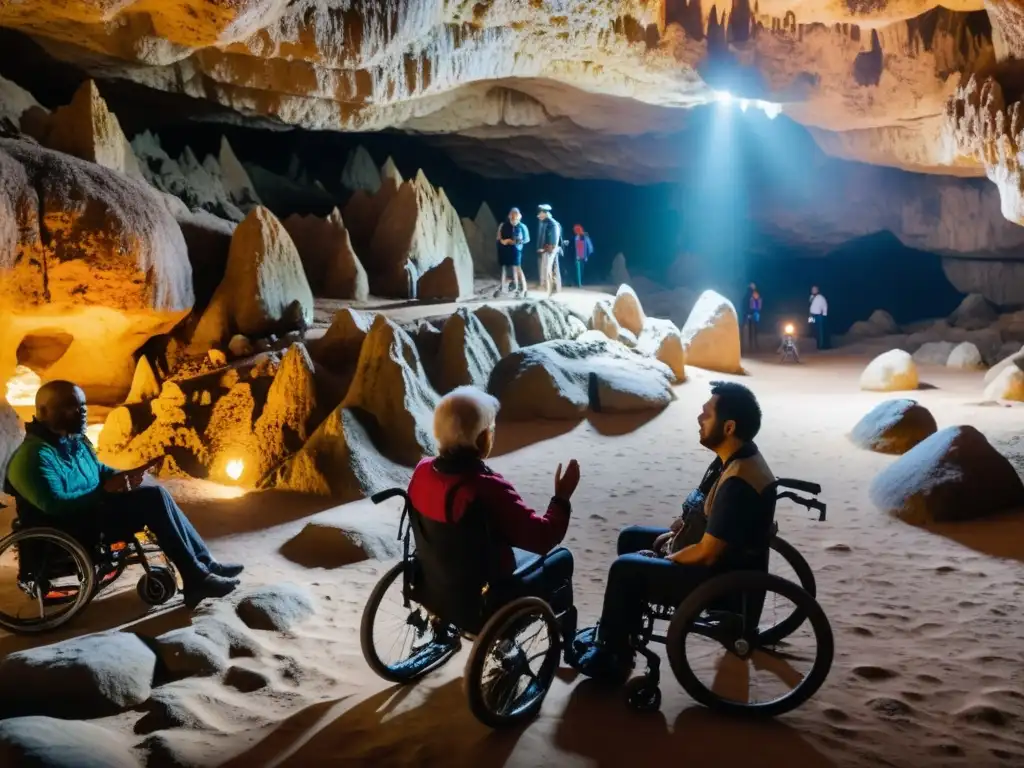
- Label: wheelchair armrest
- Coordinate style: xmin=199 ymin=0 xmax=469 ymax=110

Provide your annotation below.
xmin=776 ymin=491 xmax=827 ymax=522
xmin=371 ymin=488 xmax=409 ymax=505
xmin=775 ymin=478 xmax=821 ymax=495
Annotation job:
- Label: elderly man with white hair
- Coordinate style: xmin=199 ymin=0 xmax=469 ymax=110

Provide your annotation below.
xmin=408 ymin=385 xmax=581 ymax=648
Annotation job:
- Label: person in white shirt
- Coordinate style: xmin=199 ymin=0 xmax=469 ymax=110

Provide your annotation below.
xmin=808 ymin=285 xmax=828 ymax=350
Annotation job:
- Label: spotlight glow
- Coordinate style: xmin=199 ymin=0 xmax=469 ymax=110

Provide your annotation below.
xmin=225 ymin=459 xmax=244 ymax=481
xmin=710 ymin=89 xmax=782 ymax=119
xmin=784 ymin=323 xmax=795 ymax=335
xmin=714 ymin=90 xmax=733 ymax=104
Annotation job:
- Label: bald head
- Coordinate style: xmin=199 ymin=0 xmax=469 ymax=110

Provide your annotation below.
xmin=434 ymin=386 xmax=499 ymax=457
xmin=35 ymin=380 xmax=87 ymax=436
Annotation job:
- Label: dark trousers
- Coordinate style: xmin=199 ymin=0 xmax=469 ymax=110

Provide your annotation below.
xmin=811 ymin=315 xmax=827 ymax=349
xmin=574 ymin=260 xmax=585 ymax=287
xmin=94 ymin=486 xmax=213 ymax=586
xmin=744 ymin=318 xmax=759 ymax=350
xmin=597 ymin=526 xmax=713 ymax=652
xmin=495 ymin=547 xmax=575 ymax=626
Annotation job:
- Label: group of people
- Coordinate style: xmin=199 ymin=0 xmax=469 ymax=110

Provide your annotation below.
xmin=741 ymin=282 xmax=830 ymax=352
xmin=494 ymin=204 xmax=594 ymax=298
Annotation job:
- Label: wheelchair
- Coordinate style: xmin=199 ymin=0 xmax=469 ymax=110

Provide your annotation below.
xmin=360 ymin=488 xmax=575 ymax=729
xmin=621 ymin=477 xmax=834 ymax=717
xmin=0 ymin=499 xmax=179 ymax=635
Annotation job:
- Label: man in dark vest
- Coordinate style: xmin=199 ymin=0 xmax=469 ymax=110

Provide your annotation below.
xmin=494 ymin=207 xmax=530 ymax=298
xmin=536 ymin=204 xmax=563 ymax=295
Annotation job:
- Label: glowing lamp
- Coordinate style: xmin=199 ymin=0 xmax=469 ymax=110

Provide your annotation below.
xmin=225 ymin=459 xmax=244 ymax=481
xmin=784 ymin=323 xmax=795 ymax=335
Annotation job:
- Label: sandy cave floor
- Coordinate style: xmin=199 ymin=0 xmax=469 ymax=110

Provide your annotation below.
xmin=2 ymin=354 xmax=1024 ymax=767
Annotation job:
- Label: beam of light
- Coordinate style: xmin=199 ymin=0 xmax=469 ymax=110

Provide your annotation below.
xmin=714 ymin=90 xmax=733 ymax=105
xmin=710 ymin=90 xmax=781 ymax=119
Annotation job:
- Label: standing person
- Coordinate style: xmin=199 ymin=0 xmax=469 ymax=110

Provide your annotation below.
xmin=494 ymin=207 xmax=530 ymax=298
xmin=809 ymin=285 xmax=828 ymax=350
xmin=536 ymin=204 xmax=563 ymax=295
xmin=571 ymin=224 xmax=593 ymax=288
xmin=746 ymin=287 xmax=762 ymax=351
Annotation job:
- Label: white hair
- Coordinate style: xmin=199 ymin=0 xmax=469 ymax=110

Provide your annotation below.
xmin=434 ymin=386 xmax=500 ymax=454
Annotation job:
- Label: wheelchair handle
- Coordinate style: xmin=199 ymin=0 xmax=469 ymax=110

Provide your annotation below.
xmin=776 ymin=491 xmax=827 ymax=522
xmin=371 ymin=488 xmax=409 ymax=505
xmin=775 ymin=478 xmax=821 ymax=495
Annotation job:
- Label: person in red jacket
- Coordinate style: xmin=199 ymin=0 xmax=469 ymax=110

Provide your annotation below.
xmin=408 ymin=386 xmax=581 ymax=639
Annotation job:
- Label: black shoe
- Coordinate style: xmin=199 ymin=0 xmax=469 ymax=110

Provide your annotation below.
xmin=207 ymin=561 xmax=245 ymax=578
xmin=183 ymin=573 xmax=239 ymax=610
xmin=574 ymin=642 xmax=634 ymax=686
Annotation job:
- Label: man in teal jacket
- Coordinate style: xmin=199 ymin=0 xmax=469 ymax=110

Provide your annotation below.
xmin=5 ymin=380 xmax=243 ymax=609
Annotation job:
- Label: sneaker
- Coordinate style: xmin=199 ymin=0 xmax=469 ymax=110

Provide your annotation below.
xmin=183 ymin=573 xmax=240 ymax=610
xmin=574 ymin=642 xmax=634 ymax=686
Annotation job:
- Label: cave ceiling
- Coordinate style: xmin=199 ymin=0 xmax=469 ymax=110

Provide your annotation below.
xmin=2 ymin=1 xmax=1024 ymax=220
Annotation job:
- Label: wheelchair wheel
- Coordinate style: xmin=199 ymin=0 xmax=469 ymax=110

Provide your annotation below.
xmin=464 ymin=597 xmax=561 ymax=729
xmin=666 ymin=571 xmax=834 ymax=718
xmin=360 ymin=562 xmax=461 ymax=684
xmin=137 ymin=566 xmax=178 ymax=606
xmin=0 ymin=527 xmax=96 ymax=634
xmin=624 ymin=675 xmax=662 ymax=713
xmin=761 ymin=536 xmax=817 ymax=646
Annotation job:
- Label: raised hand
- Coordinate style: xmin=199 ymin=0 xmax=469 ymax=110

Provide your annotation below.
xmin=554 ymin=459 xmax=581 ymax=500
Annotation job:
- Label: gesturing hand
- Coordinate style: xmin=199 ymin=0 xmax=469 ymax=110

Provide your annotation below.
xmin=554 ymin=459 xmax=580 ymax=500
xmin=103 ymin=474 xmax=131 ymax=493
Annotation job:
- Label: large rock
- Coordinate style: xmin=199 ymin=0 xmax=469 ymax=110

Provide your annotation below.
xmin=637 ymin=317 xmax=686 ymax=383
xmin=190 ymin=206 xmax=314 ymax=351
xmin=282 ymin=208 xmax=369 ymax=301
xmin=0 ymin=717 xmax=140 ymax=768
xmin=849 ymin=399 xmax=937 ymax=454
xmin=280 ymin=510 xmax=402 ymax=568
xmin=21 ymin=80 xmax=142 ymax=181
xmin=946 ymin=341 xmax=984 ymax=370
xmin=250 ymin=343 xmax=320 ymax=481
xmin=612 ymin=284 xmax=645 ymax=336
xmin=437 ymin=308 xmax=501 ymax=393
xmin=488 ymin=337 xmax=675 ymax=420
xmin=591 ymin=299 xmax=620 ymax=340
xmin=0 ymin=75 xmax=43 ymax=130
xmin=149 ymin=626 xmax=228 ymax=681
xmin=679 ymin=290 xmax=742 ymax=374
xmin=0 ymin=631 xmax=157 ymax=719
xmin=511 ymin=299 xmax=580 ymax=346
xmin=860 ymin=349 xmax=919 ymax=391
xmin=218 ymin=136 xmax=261 ymax=212
xmin=464 ymin=202 xmax=499 ymax=277
xmin=984 ymin=345 xmax=1024 ymax=385
xmin=235 ymin=584 xmax=317 ymax=632
xmin=342 ymin=156 xmax=402 ymax=253
xmin=912 ymin=340 xmax=955 ymax=366
xmin=308 ymin=307 xmax=375 ymax=375
xmin=869 ymin=425 xmax=1024 ymax=524
xmin=340 ymin=145 xmax=380 ymax=194
xmin=368 ymin=170 xmax=473 ymax=300
xmin=948 ymin=293 xmax=998 ymax=331
xmin=983 ymin=366 xmax=1024 ymax=401
xmin=0 ymin=139 xmax=193 ymax=404
xmin=472 ymin=305 xmax=518 ymax=357
xmin=169 ymin=201 xmax=236 ymax=310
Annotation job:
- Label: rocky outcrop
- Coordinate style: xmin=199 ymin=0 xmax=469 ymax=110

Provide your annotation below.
xmin=680 ymin=290 xmax=742 ymax=374
xmin=0 ymin=138 xmax=193 ymax=404
xmin=637 ymin=317 xmax=686 ymax=383
xmin=283 ymin=208 xmax=369 ymax=301
xmin=340 ymin=145 xmax=380 ymax=194
xmin=369 ymin=170 xmax=473 ymax=300
xmin=343 ymin=157 xmax=402 ymax=255
xmin=849 ymin=399 xmax=937 ymax=455
xmin=0 ymin=75 xmax=43 ymax=131
xmin=190 ymin=206 xmax=313 ymax=351
xmin=437 ymin=308 xmax=501 ymax=394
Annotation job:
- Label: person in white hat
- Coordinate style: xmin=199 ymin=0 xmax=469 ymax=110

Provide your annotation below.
xmin=536 ymin=204 xmax=563 ymax=295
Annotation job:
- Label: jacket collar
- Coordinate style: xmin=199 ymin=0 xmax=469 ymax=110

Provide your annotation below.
xmin=25 ymin=418 xmax=80 ymax=449
xmin=434 ymin=448 xmax=491 ymax=476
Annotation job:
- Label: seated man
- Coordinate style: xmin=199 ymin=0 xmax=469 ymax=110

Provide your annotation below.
xmin=5 ymin=380 xmax=244 ymax=609
xmin=408 ymin=385 xmax=580 ymax=646
xmin=574 ymin=381 xmax=775 ymax=681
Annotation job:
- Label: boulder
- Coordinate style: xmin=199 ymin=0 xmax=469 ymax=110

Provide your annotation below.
xmin=189 ymin=206 xmax=314 ymax=351
xmin=149 ymin=626 xmax=228 ymax=680
xmin=591 ymin=299 xmax=620 ymax=340
xmin=279 ymin=512 xmax=402 ymax=569
xmin=218 ymin=136 xmax=261 ymax=212
xmin=0 ymin=75 xmax=43 ymax=130
xmin=1 ymin=399 xmax=23 ymax=482
xmin=170 ymin=203 xmax=236 ymax=310
xmin=869 ymin=425 xmax=1024 ymax=523
xmin=368 ymin=169 xmax=473 ymax=299
xmin=846 ymin=309 xmax=899 ymax=340
xmin=511 ymin=300 xmax=581 ymax=346
xmin=609 ymin=252 xmax=631 ymax=285
xmin=228 ymin=334 xmax=254 ymax=358
xmin=308 ymin=308 xmax=375 ymax=375
xmin=0 ymin=138 xmax=193 ymax=404
xmin=21 ymin=80 xmax=142 ymax=181
xmin=251 ymin=343 xmax=320 ymax=480
xmin=867 ymin=309 xmax=899 ymax=334
xmin=487 ymin=337 xmax=675 ymax=420
xmin=984 ymin=346 xmax=1024 ymax=385
xmin=472 ymin=305 xmax=518 ymax=357
xmin=282 ymin=208 xmax=369 ymax=301
xmin=860 ymin=350 xmax=919 ymax=392
xmin=342 ymin=156 xmax=402 ymax=252
xmin=0 ymin=631 xmax=157 ymax=719
xmin=679 ymin=290 xmax=742 ymax=373
xmin=946 ymin=341 xmax=984 ymax=370
xmin=912 ymin=341 xmax=955 ymax=366
xmin=849 ymin=399 xmax=937 ymax=454
xmin=340 ymin=145 xmax=381 ymax=193
xmin=124 ymin=355 xmax=161 ymax=405
xmin=0 ymin=717 xmax=139 ymax=768
xmin=612 ymin=284 xmax=646 ymax=335
xmin=637 ymin=317 xmax=686 ymax=383
xmin=983 ymin=366 xmax=1024 ymax=401
xmin=948 ymin=293 xmax=998 ymax=331
xmin=437 ymin=308 xmax=501 ymax=393
xmin=965 ymin=327 xmax=1003 ymax=365
xmin=235 ymin=584 xmax=317 ymax=632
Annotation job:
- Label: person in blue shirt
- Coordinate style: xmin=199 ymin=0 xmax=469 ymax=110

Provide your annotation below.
xmin=494 ymin=207 xmax=530 ymax=298
xmin=571 ymin=224 xmax=593 ymax=287
xmin=536 ymin=204 xmax=563 ymax=295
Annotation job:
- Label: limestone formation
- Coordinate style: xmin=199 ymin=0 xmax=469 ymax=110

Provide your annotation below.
xmin=472 ymin=305 xmax=518 ymax=358
xmin=0 ymin=139 xmax=193 ymax=404
xmin=218 ymin=136 xmax=261 ymax=212
xmin=437 ymin=308 xmax=501 ymax=394
xmin=984 ymin=346 xmax=1024 ymax=385
xmin=512 ymin=300 xmax=581 ymax=347
xmin=21 ymin=80 xmax=142 ymax=180
xmin=283 ymin=208 xmax=369 ymax=301
xmin=369 ymin=169 xmax=473 ymax=300
xmin=860 ymin=350 xmax=919 ymax=392
xmin=946 ymin=341 xmax=984 ymax=370
xmin=870 ymin=426 xmax=1024 ymax=524
xmin=637 ymin=317 xmax=686 ymax=383
xmin=591 ymin=300 xmax=620 ymax=341
xmin=610 ymin=253 xmax=631 ymax=286
xmin=0 ymin=75 xmax=43 ymax=131
xmin=190 ymin=206 xmax=314 ymax=352
xmin=343 ymin=157 xmax=402 ymax=254
xmin=612 ymin=284 xmax=645 ymax=336
xmin=948 ymin=293 xmax=998 ymax=331
xmin=849 ymin=399 xmax=937 ymax=455
xmin=308 ymin=308 xmax=376 ymax=375
xmin=340 ymin=145 xmax=380 ymax=194
xmin=680 ymin=290 xmax=742 ymax=374
xmin=465 ymin=202 xmax=499 ymax=277
xmin=984 ymin=366 xmax=1024 ymax=401
xmin=488 ymin=337 xmax=675 ymax=420
xmin=252 ymin=343 xmax=320 ymax=479
xmin=125 ymin=355 xmax=161 ymax=404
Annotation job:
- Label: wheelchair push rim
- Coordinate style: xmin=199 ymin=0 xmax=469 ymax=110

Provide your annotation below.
xmin=759 ymin=535 xmax=817 ymax=646
xmin=360 ymin=561 xmax=460 ymax=684
xmin=0 ymin=527 xmax=96 ymax=634
xmin=666 ymin=571 xmax=834 ymax=718
xmin=465 ymin=597 xmax=561 ymax=729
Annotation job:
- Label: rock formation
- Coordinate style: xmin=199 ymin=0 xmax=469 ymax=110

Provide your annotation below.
xmin=946 ymin=341 xmax=984 ymax=370
xmin=860 ymin=350 xmax=919 ymax=392
xmin=0 ymin=138 xmax=193 ymax=404
xmin=637 ymin=317 xmax=686 ymax=383
xmin=437 ymin=308 xmax=501 ymax=394
xmin=612 ymin=284 xmax=646 ymax=336
xmin=984 ymin=365 xmax=1024 ymax=401
xmin=849 ymin=399 xmax=937 ymax=455
xmin=680 ymin=290 xmax=742 ymax=374
xmin=283 ymin=208 xmax=369 ymax=301
xmin=343 ymin=157 xmax=402 ymax=255
xmin=340 ymin=145 xmax=380 ymax=194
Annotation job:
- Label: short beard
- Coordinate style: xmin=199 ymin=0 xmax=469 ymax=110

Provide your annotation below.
xmin=699 ymin=423 xmax=727 ymax=450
